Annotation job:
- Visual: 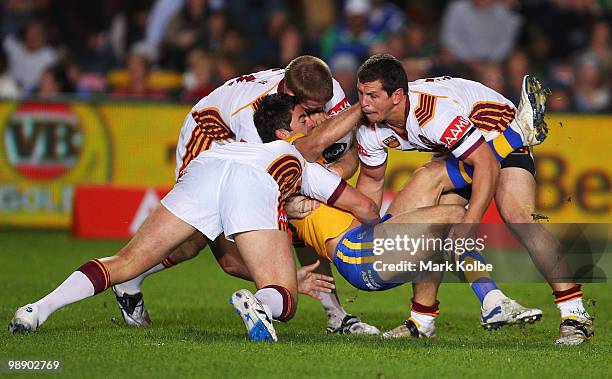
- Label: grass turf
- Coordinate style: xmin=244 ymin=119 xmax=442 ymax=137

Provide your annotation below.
xmin=1 ymin=230 xmax=610 ymax=378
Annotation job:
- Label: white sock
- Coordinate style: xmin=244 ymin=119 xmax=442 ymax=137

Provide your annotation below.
xmin=114 ymin=263 xmax=167 ymax=295
xmin=557 ymin=297 xmax=587 ymax=319
xmin=255 ymin=288 xmax=284 ymax=318
xmin=34 ymin=271 xmax=95 ymax=325
xmin=482 ymin=289 xmax=507 ymax=310
xmin=318 ymin=291 xmax=347 ymax=326
xmin=410 ymin=310 xmax=435 ymax=329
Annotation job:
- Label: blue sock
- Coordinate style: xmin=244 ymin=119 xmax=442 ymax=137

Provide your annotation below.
xmin=458 ymin=250 xmax=499 ymax=305
xmin=471 ymin=277 xmax=499 ymax=305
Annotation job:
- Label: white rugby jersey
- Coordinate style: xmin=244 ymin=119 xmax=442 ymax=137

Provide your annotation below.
xmin=194 ymin=140 xmax=346 ymax=205
xmin=176 ymin=68 xmax=352 ymax=177
xmin=357 ymin=76 xmax=518 ymax=167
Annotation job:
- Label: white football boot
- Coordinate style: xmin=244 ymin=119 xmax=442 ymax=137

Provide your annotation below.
xmin=8 ymin=304 xmax=40 ymax=335
xmin=516 ymin=74 xmax=550 ymax=146
xmin=481 ymin=298 xmax=543 ymax=330
xmin=383 ymin=318 xmax=435 ymax=338
xmin=230 ymin=289 xmax=277 ymax=342
xmin=326 ymin=314 xmax=380 ymax=335
xmin=556 ymin=314 xmax=594 ymax=345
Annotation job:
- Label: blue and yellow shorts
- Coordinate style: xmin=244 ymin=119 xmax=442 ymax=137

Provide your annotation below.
xmin=332 ymin=214 xmax=400 ymax=292
xmin=445 ymin=126 xmax=528 ymax=190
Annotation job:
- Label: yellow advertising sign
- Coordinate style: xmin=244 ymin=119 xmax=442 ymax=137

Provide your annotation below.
xmin=97 ymin=103 xmax=189 ymax=186
xmin=0 ymin=102 xmax=609 ymax=228
xmin=0 ymin=102 xmax=110 ymax=227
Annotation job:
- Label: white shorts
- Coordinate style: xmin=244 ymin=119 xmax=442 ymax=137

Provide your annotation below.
xmin=161 ymin=157 xmax=281 ymax=241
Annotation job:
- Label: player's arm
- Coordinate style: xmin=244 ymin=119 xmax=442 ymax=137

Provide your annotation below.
xmin=354 ymin=125 xmax=388 ymax=208
xmin=328 ymin=144 xmax=358 ymax=180
xmin=432 ymin=112 xmax=497 ymax=223
xmin=356 ymin=159 xmax=387 ymax=209
xmin=293 ymin=104 xmax=361 ymax=162
xmin=330 ymin=182 xmax=381 ymax=225
xmin=301 ymin=161 xmax=380 ymax=225
xmin=461 ymin=142 xmax=500 ymax=223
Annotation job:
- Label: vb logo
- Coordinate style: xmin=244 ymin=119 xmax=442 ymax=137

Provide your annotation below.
xmin=5 ymin=103 xmax=82 ymax=180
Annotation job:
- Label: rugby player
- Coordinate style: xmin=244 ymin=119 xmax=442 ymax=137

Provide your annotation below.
xmin=354 ymin=54 xmax=593 ymax=344
xmin=8 ymin=94 xmax=380 ymax=342
xmin=112 ymin=55 xmax=378 ymax=335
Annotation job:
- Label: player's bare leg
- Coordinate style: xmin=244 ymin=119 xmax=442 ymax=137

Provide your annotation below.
xmin=378 ymin=205 xmax=463 ymax=339
xmin=112 ymin=231 xmax=207 ymax=326
xmin=386 ymin=160 xmax=453 ymax=214
xmin=230 ymin=229 xmax=297 ymax=342
xmin=394 ymin=165 xmax=535 ymax=326
xmin=495 ymin=167 xmax=593 ymax=344
xmin=296 ymin=247 xmax=380 ymax=335
xmin=112 ymin=195 xmax=314 ymax=326
xmin=9 ymin=205 xmax=196 ymax=334
xmin=438 ymin=190 xmax=543 ymax=329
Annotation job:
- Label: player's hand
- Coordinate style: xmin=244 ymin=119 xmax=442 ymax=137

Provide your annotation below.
xmin=297 ymin=260 xmax=335 ymax=300
xmin=285 ymin=195 xmax=320 ymax=219
xmin=446 ymin=222 xmax=478 ymax=260
xmin=306 ymin=111 xmax=329 ymax=128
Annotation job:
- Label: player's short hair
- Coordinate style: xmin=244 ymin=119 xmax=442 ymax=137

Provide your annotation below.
xmin=254 ymin=93 xmax=297 ymax=143
xmin=284 ymin=55 xmax=333 ymax=105
xmin=357 ymin=53 xmax=408 ymax=96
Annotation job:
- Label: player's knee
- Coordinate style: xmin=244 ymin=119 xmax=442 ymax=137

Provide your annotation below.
xmin=218 ymin=258 xmax=242 ymax=278
xmin=414 ymin=163 xmax=445 ymax=191
xmin=499 ymin=205 xmax=533 ymax=224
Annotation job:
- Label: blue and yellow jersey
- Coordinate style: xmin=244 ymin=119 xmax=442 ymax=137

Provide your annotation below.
xmin=289 ymin=204 xmax=355 ymax=261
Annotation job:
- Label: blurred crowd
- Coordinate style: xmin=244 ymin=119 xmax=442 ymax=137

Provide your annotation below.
xmin=0 ymin=0 xmax=609 ymax=112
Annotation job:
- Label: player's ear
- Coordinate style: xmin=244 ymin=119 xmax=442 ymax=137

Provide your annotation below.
xmin=392 ymin=88 xmax=404 ymax=105
xmin=275 ymin=128 xmax=292 ymax=140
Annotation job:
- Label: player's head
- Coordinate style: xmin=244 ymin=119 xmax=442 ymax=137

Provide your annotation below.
xmin=284 ymin=55 xmax=333 ymax=113
xmin=357 ymin=53 xmax=408 ymax=123
xmin=254 ymin=94 xmax=309 ymax=143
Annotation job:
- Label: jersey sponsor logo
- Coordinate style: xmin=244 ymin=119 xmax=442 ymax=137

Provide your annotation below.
xmin=322 ymin=142 xmax=347 ymax=163
xmin=327 ymin=98 xmax=350 ymax=117
xmin=357 ymin=143 xmax=370 ymax=157
xmin=414 ymin=93 xmax=438 ymax=128
xmin=441 ymin=115 xmax=472 ymax=148
xmin=382 ymin=136 xmax=400 ymax=148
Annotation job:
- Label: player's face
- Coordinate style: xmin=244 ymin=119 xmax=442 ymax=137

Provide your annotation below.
xmin=357 ymin=80 xmax=395 ymax=123
xmin=289 ymin=104 xmax=311 ymax=135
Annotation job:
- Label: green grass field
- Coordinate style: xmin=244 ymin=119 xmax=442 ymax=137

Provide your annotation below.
xmin=1 ymin=230 xmax=610 ymax=378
